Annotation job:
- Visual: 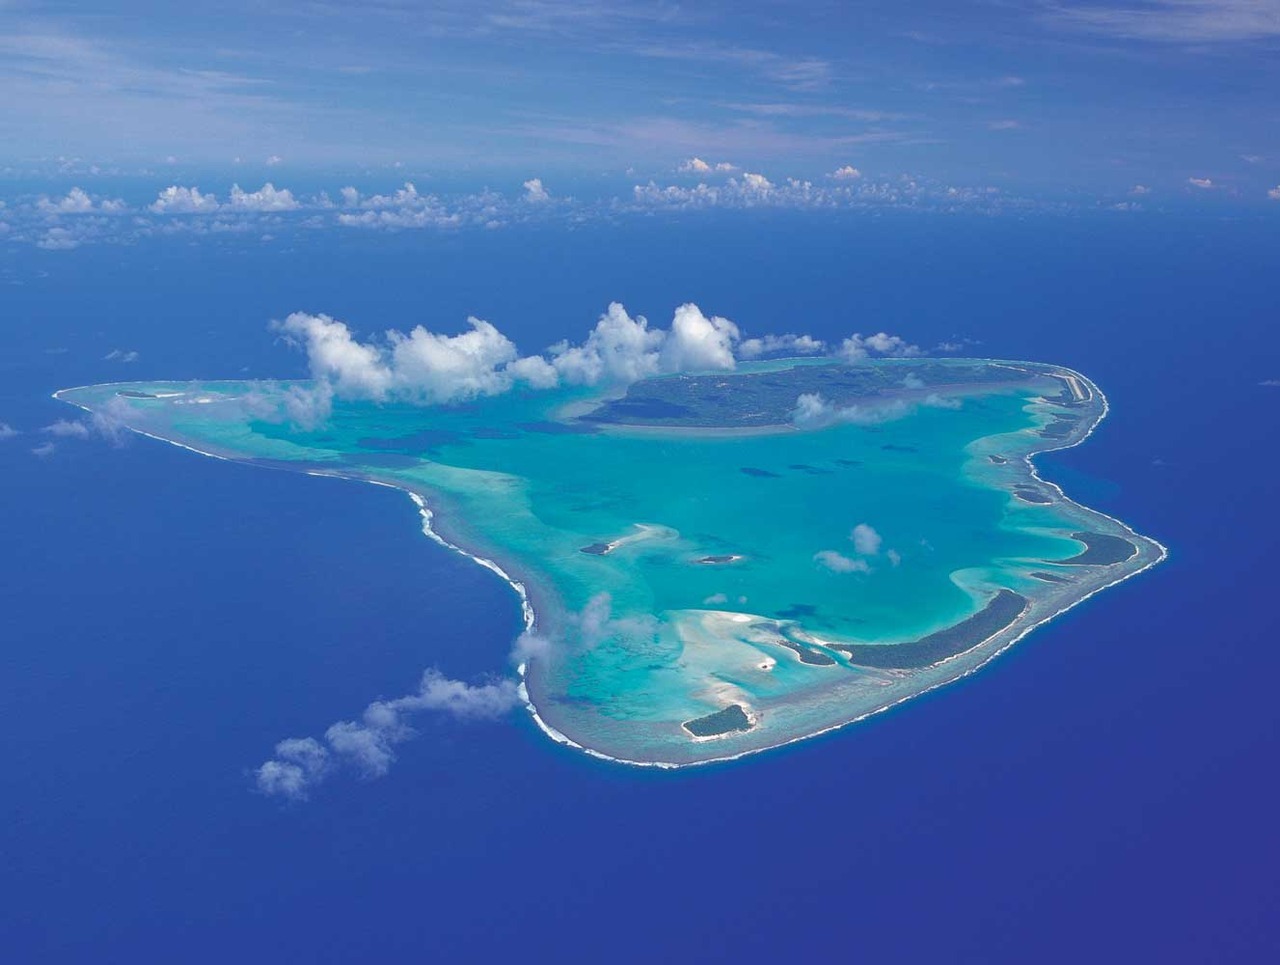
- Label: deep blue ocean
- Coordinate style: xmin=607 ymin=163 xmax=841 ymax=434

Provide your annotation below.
xmin=2 ymin=211 xmax=1277 ymax=962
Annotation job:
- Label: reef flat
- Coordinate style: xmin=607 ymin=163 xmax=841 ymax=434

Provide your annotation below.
xmin=57 ymin=358 xmax=1165 ymax=766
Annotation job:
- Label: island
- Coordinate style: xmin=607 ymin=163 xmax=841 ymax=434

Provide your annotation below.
xmin=56 ymin=357 xmax=1165 ymax=767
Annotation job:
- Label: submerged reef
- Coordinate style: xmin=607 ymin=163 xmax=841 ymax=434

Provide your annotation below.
xmin=58 ymin=357 xmax=1164 ymax=766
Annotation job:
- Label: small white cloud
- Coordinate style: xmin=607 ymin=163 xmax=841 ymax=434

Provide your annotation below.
xmin=0 ymin=422 xmax=18 ymax=440
xmin=987 ymin=119 xmax=1020 ymax=131
xmin=36 ymin=187 xmax=127 ymax=215
xmin=838 ymin=332 xmax=920 ymax=361
xmin=43 ymin=419 xmax=91 ymax=439
xmin=830 ymin=165 xmax=862 ymax=180
xmin=738 ymin=333 xmax=826 ymax=358
xmin=150 ymin=185 xmax=220 ymax=214
xmin=266 ymin=155 xmax=284 ymax=166
xmin=677 ymin=157 xmax=736 ymax=174
xmin=793 ymin=391 xmax=912 ymax=428
xmin=851 ymin=523 xmax=882 ymax=556
xmin=1188 ymin=177 xmax=1214 ymax=189
xmin=31 ymin=441 xmax=56 ymax=458
xmin=814 ymin=550 xmax=870 ymax=573
xmin=229 ymin=183 xmax=299 ymax=212
xmin=741 ymin=172 xmax=774 ymax=193
xmin=886 ymin=549 xmax=902 ymax=567
xmin=104 ymin=349 xmax=139 ymax=363
xmin=522 ymin=178 xmax=550 ymax=203
xmin=1130 ymin=184 xmax=1150 ymax=196
xmin=923 ymin=392 xmax=961 ymax=410
xmin=702 ymin=592 xmax=729 ymax=605
xmin=1268 ymin=186 xmax=1280 ymax=201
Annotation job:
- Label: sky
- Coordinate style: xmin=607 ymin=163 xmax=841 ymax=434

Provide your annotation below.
xmin=2 ymin=0 xmax=1279 ymax=207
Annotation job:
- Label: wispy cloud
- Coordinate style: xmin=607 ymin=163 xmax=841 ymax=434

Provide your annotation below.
xmin=617 ymin=40 xmax=834 ymax=90
xmin=722 ymin=102 xmax=899 ymax=122
xmin=1046 ymin=1 xmax=1280 ymax=43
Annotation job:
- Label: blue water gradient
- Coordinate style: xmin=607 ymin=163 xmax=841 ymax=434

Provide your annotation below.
xmin=1 ymin=213 xmax=1277 ymax=962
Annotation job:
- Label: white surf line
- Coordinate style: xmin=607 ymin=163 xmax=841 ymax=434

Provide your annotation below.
xmin=52 ymin=359 xmax=1169 ymax=771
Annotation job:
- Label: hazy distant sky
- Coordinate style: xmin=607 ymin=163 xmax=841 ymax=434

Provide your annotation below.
xmin=2 ymin=1 xmax=1279 ymax=198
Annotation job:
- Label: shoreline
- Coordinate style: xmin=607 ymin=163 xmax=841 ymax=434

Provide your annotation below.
xmin=52 ymin=357 xmax=1168 ymax=771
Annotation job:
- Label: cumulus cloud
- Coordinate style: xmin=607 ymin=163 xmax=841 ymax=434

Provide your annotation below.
xmin=229 ymin=182 xmax=299 ymax=211
xmin=391 ymin=318 xmax=529 ymax=403
xmin=37 ymin=187 xmax=127 ymax=215
xmin=104 ymin=348 xmax=139 ymax=363
xmin=1188 ymin=177 xmax=1214 ymax=189
xmin=830 ymin=165 xmax=862 ymax=180
xmin=1269 ymin=186 xmax=1280 ymax=200
xmin=839 ymin=332 xmax=921 ymax=361
xmin=738 ymin=333 xmax=826 ymax=358
xmin=793 ymin=392 xmax=912 ymax=428
xmin=522 ymin=178 xmax=550 ymax=203
xmin=150 ymin=185 xmax=220 ymax=214
xmin=678 ymin=157 xmax=737 ymax=174
xmin=851 ymin=523 xmax=882 ymax=556
xmin=1131 ymin=184 xmax=1151 ymax=196
xmin=274 ymin=312 xmax=394 ymax=399
xmin=548 ymin=302 xmax=664 ymax=385
xmin=814 ymin=550 xmax=870 ymax=573
xmin=659 ymin=302 xmax=740 ymax=373
xmin=703 ymin=592 xmax=729 ymax=605
xmin=887 ymin=549 xmax=902 ymax=566
xmin=273 ymin=301 xmax=760 ymax=421
xmin=336 ymin=182 xmax=465 ymax=229
xmin=255 ymin=668 xmax=521 ymax=800
xmin=31 ymin=441 xmax=56 ymax=458
xmin=0 ymin=422 xmax=18 ymax=440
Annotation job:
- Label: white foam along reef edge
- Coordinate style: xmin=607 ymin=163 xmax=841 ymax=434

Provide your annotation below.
xmin=52 ymin=358 xmax=1168 ymax=772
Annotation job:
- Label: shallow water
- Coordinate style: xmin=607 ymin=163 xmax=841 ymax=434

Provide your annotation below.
xmin=59 ymin=357 xmax=1164 ymax=765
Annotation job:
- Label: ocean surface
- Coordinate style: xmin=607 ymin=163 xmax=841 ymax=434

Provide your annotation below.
xmin=2 ymin=211 xmax=1278 ymax=961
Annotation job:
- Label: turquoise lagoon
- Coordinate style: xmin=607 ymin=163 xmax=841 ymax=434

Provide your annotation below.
xmin=58 ymin=359 xmax=1164 ymax=766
